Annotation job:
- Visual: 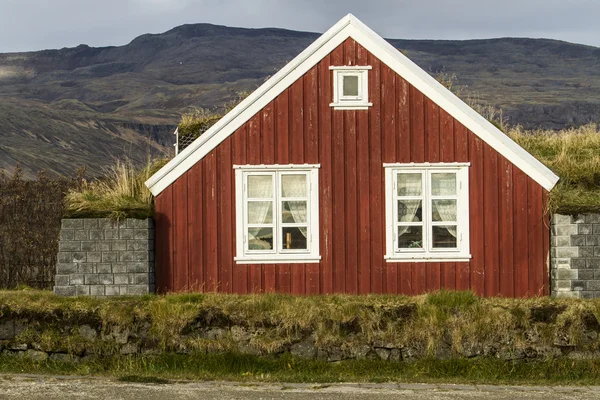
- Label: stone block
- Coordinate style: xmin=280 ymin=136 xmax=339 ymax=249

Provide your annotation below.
xmin=571 ymin=235 xmax=587 ymax=246
xmin=54 ymin=275 xmax=70 ymax=286
xmin=105 ymin=285 xmax=120 ymax=296
xmin=573 ymin=214 xmax=586 ymax=224
xmin=149 ymin=262 xmax=155 ymax=273
xmin=555 ymin=247 xmax=579 ymax=258
xmin=87 ymin=252 xmax=102 ymax=263
xmin=557 ymin=269 xmax=578 ymax=280
xmin=554 ymin=236 xmax=570 ymax=247
xmin=74 ymin=230 xmax=88 ymax=240
xmin=119 ymin=252 xmax=135 ymax=262
xmin=572 ymin=280 xmax=585 ymax=291
xmin=72 ymin=252 xmax=86 ymax=263
xmin=56 ymin=263 xmax=77 ymax=274
xmin=102 ymin=252 xmax=118 ymax=263
xmin=61 ymin=219 xmax=84 ymax=229
xmin=112 ymin=241 xmax=127 ymax=251
xmin=96 ymin=241 xmax=111 ymax=251
xmin=553 ymin=258 xmax=571 ymax=269
xmin=572 ymin=258 xmax=587 ymax=269
xmin=78 ymin=263 xmax=94 ymax=274
xmin=587 ymin=258 xmax=600 ymax=269
xmin=96 ymin=263 xmax=112 ymax=274
xmin=125 ymin=285 xmax=149 ymax=295
xmin=594 ymin=271 xmax=600 ymax=279
xmin=580 ymin=291 xmax=599 ymax=299
xmin=553 ymin=214 xmax=573 ymax=225
xmin=554 ymin=291 xmax=579 ymax=298
xmin=127 ymin=219 xmax=152 ymax=229
xmin=114 ymin=274 xmax=130 ymax=285
xmin=112 ymin=263 xmax=127 ymax=273
xmin=59 ymin=241 xmax=81 ymax=252
xmin=104 ymin=229 xmax=119 ymax=240
xmin=553 ymin=224 xmax=578 ymax=236
xmin=99 ymin=219 xmax=119 ymax=229
xmin=127 ymin=240 xmax=151 ymax=251
xmin=554 ymin=280 xmax=572 ymax=290
xmin=75 ymin=285 xmax=90 ymax=296
xmin=81 ymin=241 xmax=97 ymax=252
xmin=90 ymin=286 xmax=105 ymax=296
xmin=119 ymin=229 xmax=134 ymax=240
xmin=579 ymin=224 xmax=593 ymax=235
xmin=88 ymin=230 xmax=104 ymax=240
xmin=70 ymin=274 xmax=84 ymax=285
xmin=133 ymin=251 xmax=150 ymax=262
xmin=579 ymin=269 xmax=595 ymax=280
xmin=134 ymin=229 xmax=152 ymax=240
xmin=133 ymin=273 xmax=149 ymax=285
xmin=54 ymin=286 xmax=76 ymax=296
xmin=580 ymin=246 xmax=595 ymax=258
xmin=127 ymin=262 xmax=149 ymax=273
xmin=585 ymin=214 xmax=600 ymax=224
xmin=84 ymin=219 xmax=99 ymax=229
xmin=59 ymin=230 xmax=75 ymax=241
xmin=587 ymin=236 xmax=600 ymax=246
xmin=85 ymin=274 xmax=100 ymax=285
xmin=587 ymin=281 xmax=600 ymax=291
xmin=149 ymin=271 xmax=155 ymax=283
xmin=57 ymin=252 xmax=73 ymax=263
xmin=98 ymin=274 xmax=114 ymax=285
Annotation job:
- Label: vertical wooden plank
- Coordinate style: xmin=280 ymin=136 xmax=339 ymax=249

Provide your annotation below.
xmin=154 ymin=191 xmax=170 ymax=293
xmin=344 ymin=39 xmax=358 ymax=294
xmin=468 ymin=132 xmax=485 ymax=296
xmin=356 ymin=44 xmax=371 ymax=294
xmin=542 ymin=190 xmax=550 ymax=296
xmin=439 ymin=109 xmax=455 ymax=289
xmin=262 ymin=104 xmax=277 ymax=293
xmin=400 ymin=263 xmax=412 ymax=295
xmin=305 ymin=65 xmax=320 ymax=295
xmin=172 ymin=176 xmax=188 ymax=292
xmin=513 ymin=167 xmax=529 ymax=297
xmin=425 ymin=97 xmax=441 ymax=292
xmin=246 ymin=114 xmax=263 ymax=293
xmin=528 ymin=179 xmax=544 ymax=296
xmin=410 ymin=85 xmax=425 ymax=163
xmin=331 ymin=44 xmax=346 ymax=293
xmin=218 ymin=138 xmax=233 ymax=293
xmin=499 ymin=156 xmax=514 ymax=297
xmin=318 ymin=55 xmax=333 ymax=294
xmin=397 ymin=77 xmax=411 ymax=163
xmin=187 ymin=164 xmax=203 ymax=292
xmin=368 ymin=52 xmax=384 ymax=293
xmin=454 ymin=121 xmax=470 ymax=290
xmin=275 ymin=90 xmax=291 ymax=293
xmin=412 ymin=262 xmax=427 ymax=294
xmin=232 ymin=126 xmax=248 ymax=294
xmin=483 ymin=143 xmax=499 ymax=297
xmin=204 ymin=153 xmax=219 ymax=292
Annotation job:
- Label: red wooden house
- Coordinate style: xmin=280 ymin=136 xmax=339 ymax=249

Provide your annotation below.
xmin=146 ymin=15 xmax=559 ymax=297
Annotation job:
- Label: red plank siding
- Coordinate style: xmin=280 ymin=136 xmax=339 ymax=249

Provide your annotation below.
xmin=153 ymin=40 xmax=550 ymax=298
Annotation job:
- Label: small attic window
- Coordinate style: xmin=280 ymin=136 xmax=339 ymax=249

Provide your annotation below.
xmin=329 ymin=66 xmax=372 ymax=110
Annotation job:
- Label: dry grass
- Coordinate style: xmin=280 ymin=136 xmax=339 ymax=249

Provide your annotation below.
xmin=64 ymin=158 xmax=167 ymax=219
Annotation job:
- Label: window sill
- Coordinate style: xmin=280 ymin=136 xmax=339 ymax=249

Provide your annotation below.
xmin=234 ymin=256 xmax=321 ymax=265
xmin=330 ymin=102 xmax=372 ymax=110
xmin=384 ymin=254 xmax=472 ymax=263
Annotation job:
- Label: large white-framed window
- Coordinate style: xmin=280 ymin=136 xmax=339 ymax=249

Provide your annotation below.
xmin=329 ymin=66 xmax=372 ymax=110
xmin=384 ymin=163 xmax=471 ymax=262
xmin=234 ymin=165 xmax=320 ymax=264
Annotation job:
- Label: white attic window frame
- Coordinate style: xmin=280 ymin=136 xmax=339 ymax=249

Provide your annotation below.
xmin=329 ymin=65 xmax=372 ymax=110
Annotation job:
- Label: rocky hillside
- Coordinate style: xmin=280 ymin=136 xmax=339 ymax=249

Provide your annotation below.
xmin=1 ymin=23 xmax=599 ymax=177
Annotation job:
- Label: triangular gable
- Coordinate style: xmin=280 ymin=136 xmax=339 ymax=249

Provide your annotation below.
xmin=146 ymin=14 xmax=559 ymax=196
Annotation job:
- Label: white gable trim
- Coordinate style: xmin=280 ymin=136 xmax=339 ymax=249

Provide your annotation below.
xmin=146 ymin=14 xmax=559 ymax=196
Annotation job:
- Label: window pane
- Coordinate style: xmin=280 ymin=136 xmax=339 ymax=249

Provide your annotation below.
xmin=398 ymin=200 xmax=422 ymax=223
xmin=282 ymin=201 xmax=307 ymax=223
xmin=248 ymin=175 xmax=273 ymax=198
xmin=248 ymin=201 xmax=273 ymax=224
xmin=397 ymin=173 xmax=422 ymax=196
xmin=432 ymin=225 xmax=457 ymax=248
xmin=281 ymin=174 xmax=306 ymax=197
xmin=432 ymin=199 xmax=457 ymax=222
xmin=343 ymin=75 xmax=359 ymax=96
xmin=248 ymin=227 xmax=273 ymax=250
xmin=431 ymin=173 xmax=456 ymax=196
xmin=282 ymin=227 xmax=308 ymax=250
xmin=398 ymin=226 xmax=422 ymax=249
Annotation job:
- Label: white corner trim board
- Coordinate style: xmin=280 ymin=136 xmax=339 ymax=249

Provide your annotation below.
xmin=145 ymin=14 xmax=560 ymax=196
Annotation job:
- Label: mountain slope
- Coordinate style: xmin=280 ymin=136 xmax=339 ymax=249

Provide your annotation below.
xmin=1 ymin=23 xmax=599 ymax=177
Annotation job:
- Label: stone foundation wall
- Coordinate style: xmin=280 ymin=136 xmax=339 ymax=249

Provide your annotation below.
xmin=551 ymin=214 xmax=600 ymax=298
xmin=54 ymin=218 xmax=155 ymax=296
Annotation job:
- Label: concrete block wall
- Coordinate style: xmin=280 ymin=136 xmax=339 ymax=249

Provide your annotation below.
xmin=551 ymin=214 xmax=600 ymax=298
xmin=54 ymin=218 xmax=155 ymax=296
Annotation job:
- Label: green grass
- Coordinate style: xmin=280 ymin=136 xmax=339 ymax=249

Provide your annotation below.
xmin=2 ymin=353 xmax=600 ymax=385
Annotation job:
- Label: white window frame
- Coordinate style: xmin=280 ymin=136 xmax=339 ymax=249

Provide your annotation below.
xmin=234 ymin=164 xmax=320 ymax=264
xmin=384 ymin=163 xmax=471 ymax=262
xmin=329 ymin=66 xmax=372 ymax=110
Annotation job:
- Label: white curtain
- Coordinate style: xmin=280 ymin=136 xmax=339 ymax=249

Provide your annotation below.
xmin=433 ymin=200 xmax=457 ymax=238
xmin=398 ymin=200 xmax=421 ymax=236
xmin=247 ymin=175 xmax=273 ymax=241
xmin=282 ymin=175 xmax=307 ymax=238
xmin=397 ymin=174 xmax=422 ymax=237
